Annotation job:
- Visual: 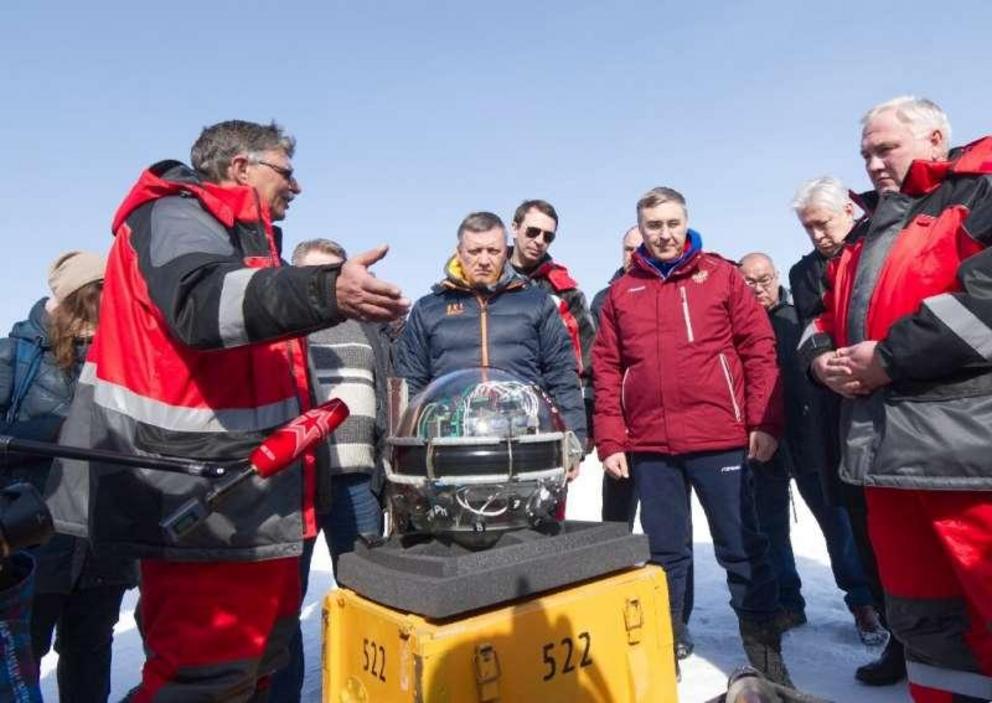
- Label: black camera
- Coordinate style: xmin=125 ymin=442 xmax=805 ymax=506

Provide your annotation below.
xmin=0 ymin=482 xmax=54 ymax=558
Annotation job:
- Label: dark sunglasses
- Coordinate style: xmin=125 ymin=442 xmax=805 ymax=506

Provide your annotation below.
xmin=523 ymin=226 xmax=556 ymax=244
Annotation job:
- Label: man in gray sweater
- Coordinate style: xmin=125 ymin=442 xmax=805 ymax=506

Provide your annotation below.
xmin=271 ymin=238 xmax=389 ymax=703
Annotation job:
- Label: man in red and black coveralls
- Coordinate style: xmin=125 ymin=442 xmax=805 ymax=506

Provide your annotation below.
xmin=801 ymin=96 xmax=992 ymax=703
xmin=46 ymin=120 xmax=409 ymax=701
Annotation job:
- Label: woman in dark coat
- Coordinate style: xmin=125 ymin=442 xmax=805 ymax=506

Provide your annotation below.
xmin=1 ymin=250 xmax=137 ymax=703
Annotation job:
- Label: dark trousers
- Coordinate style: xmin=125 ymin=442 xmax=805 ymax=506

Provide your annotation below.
xmin=30 ymin=585 xmax=127 ymax=703
xmin=270 ymin=474 xmax=384 ymax=703
xmin=601 ymin=471 xmax=695 ymax=626
xmin=751 ymin=466 xmax=873 ymax=613
xmin=632 ymin=449 xmax=778 ymax=636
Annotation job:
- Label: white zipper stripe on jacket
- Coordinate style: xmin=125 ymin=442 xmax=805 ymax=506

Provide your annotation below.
xmin=679 ymin=287 xmax=695 ymax=342
xmin=718 ymin=353 xmax=742 ymax=422
xmin=620 ymin=368 xmax=630 ymax=412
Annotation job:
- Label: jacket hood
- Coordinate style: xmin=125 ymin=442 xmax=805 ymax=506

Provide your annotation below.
xmin=436 ymin=253 xmax=522 ymax=294
xmin=111 ymin=160 xmax=271 ymax=235
xmin=511 ymin=250 xmax=579 ymax=292
xmin=902 ymin=136 xmax=992 ymax=196
xmin=9 ymin=298 xmax=51 ymax=345
xmin=631 ymin=228 xmax=704 ymax=280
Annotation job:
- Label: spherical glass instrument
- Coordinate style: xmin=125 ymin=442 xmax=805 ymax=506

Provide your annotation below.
xmin=386 ymin=368 xmax=583 ymax=547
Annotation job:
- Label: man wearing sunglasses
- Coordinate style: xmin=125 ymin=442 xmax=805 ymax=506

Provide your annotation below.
xmin=45 ymin=119 xmax=409 ymax=702
xmin=509 ymin=200 xmax=596 ymax=432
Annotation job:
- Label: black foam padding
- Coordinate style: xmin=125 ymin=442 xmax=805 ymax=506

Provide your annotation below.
xmin=336 ymin=521 xmax=651 ymax=619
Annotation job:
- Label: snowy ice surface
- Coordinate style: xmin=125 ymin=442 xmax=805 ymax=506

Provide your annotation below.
xmin=39 ymin=456 xmax=911 ymax=702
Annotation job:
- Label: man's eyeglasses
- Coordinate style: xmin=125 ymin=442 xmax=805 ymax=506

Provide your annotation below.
xmin=254 ymin=159 xmax=297 ymax=184
xmin=744 ymin=274 xmax=776 ymax=288
xmin=523 ymin=226 xmax=556 ymax=244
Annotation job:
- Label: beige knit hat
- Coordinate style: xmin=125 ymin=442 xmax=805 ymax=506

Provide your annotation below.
xmin=47 ymin=250 xmax=107 ymax=301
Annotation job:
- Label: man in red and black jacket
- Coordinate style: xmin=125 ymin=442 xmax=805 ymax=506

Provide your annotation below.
xmin=509 ymin=199 xmax=596 ymax=423
xmin=45 ymin=120 xmax=409 ymax=701
xmin=593 ymin=187 xmax=790 ymax=685
xmin=800 ymin=96 xmax=992 ymax=703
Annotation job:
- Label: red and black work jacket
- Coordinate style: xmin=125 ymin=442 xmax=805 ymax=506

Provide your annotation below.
xmin=593 ymin=231 xmax=782 ymax=460
xmin=512 ymin=254 xmax=595 ymax=380
xmin=799 ymin=137 xmax=992 ymax=489
xmin=45 ymin=161 xmax=344 ymax=561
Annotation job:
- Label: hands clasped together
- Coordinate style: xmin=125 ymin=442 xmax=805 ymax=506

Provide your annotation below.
xmin=811 ymin=340 xmax=891 ymax=398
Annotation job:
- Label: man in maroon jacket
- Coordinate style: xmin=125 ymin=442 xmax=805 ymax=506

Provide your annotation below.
xmin=593 ymin=187 xmax=789 ymax=684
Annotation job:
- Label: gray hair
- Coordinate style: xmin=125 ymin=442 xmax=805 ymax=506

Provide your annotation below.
xmin=457 ymin=211 xmax=505 ymax=241
xmin=861 ymin=96 xmax=952 ymax=150
xmin=791 ymin=176 xmax=852 ymax=214
xmin=291 ymin=238 xmax=347 ymax=265
xmin=636 ymin=187 xmax=688 ymax=217
xmin=191 ymin=120 xmax=296 ymax=183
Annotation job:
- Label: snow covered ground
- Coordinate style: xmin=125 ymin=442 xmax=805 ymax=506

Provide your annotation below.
xmin=39 ymin=456 xmax=911 ymax=702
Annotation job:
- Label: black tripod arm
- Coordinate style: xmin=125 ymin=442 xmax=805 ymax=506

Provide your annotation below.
xmin=0 ymin=435 xmax=234 ymax=478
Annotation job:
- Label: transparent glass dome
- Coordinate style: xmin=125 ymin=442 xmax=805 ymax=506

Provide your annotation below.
xmin=386 ymin=368 xmax=579 ymax=548
xmin=394 ymin=367 xmax=566 ymax=441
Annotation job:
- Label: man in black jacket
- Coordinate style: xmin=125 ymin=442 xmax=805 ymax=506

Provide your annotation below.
xmin=740 ymin=253 xmax=883 ymax=643
xmin=787 ymin=177 xmax=904 ymax=686
xmin=396 ymin=211 xmax=587 ymax=464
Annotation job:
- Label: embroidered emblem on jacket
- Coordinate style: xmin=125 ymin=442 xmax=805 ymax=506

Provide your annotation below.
xmin=692 ymin=269 xmax=709 ymax=284
xmin=446 ymin=302 xmax=465 ymax=316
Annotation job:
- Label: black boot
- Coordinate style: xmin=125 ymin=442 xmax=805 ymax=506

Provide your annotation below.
xmin=739 ymin=617 xmax=794 ymax=689
xmin=855 ymin=636 xmax=906 ymax=686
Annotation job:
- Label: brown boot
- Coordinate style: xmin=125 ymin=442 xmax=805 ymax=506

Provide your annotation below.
xmin=739 ymin=617 xmax=794 ymax=689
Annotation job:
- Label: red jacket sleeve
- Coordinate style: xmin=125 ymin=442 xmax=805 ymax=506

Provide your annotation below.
xmin=728 ymin=267 xmax=784 ymax=438
xmin=591 ymin=289 xmax=627 ymax=459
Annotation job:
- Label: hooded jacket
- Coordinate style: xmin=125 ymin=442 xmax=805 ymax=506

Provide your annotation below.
xmin=45 ymin=160 xmax=345 ymax=561
xmin=395 ymin=256 xmax=587 ymax=442
xmin=593 ymin=231 xmax=782 ymax=459
xmin=798 ymin=137 xmax=992 ymax=489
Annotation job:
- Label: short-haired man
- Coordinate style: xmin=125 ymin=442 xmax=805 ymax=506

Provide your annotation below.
xmin=396 ymin=211 xmax=587 ymax=457
xmin=789 ymin=176 xmax=905 ymax=686
xmin=594 ymin=187 xmax=790 ymax=684
xmin=801 ymin=96 xmax=992 ymax=702
xmin=46 ymin=120 xmax=408 ymax=700
xmin=510 ymin=200 xmax=596 ymax=420
xmin=270 ymin=239 xmax=390 ymax=703
xmin=740 ymin=252 xmax=883 ymax=643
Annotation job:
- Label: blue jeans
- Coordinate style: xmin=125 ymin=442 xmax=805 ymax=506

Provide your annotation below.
xmin=269 ymin=473 xmax=383 ymax=703
xmin=632 ymin=450 xmax=779 ymax=636
xmin=751 ymin=465 xmax=873 ymax=613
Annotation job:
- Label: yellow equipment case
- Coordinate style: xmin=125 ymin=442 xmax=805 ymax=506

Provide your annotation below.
xmin=322 ymin=564 xmax=677 ymax=703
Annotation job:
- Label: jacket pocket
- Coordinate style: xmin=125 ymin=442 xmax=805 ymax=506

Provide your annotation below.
xmin=718 ymin=352 xmax=742 ymax=423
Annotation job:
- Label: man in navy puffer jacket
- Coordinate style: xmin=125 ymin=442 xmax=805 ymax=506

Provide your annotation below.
xmin=395 ymin=211 xmax=587 ymax=462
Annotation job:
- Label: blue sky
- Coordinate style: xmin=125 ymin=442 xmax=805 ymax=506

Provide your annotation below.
xmin=2 ymin=1 xmax=991 ymax=331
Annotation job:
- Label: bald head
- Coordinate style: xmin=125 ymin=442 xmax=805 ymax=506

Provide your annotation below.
xmin=622 ymin=225 xmax=643 ymax=271
xmin=739 ymin=252 xmax=779 ymax=309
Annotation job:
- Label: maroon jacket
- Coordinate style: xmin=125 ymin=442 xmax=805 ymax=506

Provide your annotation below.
xmin=593 ymin=233 xmax=783 ymax=460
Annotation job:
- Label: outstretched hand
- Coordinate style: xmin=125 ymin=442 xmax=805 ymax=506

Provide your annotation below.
xmin=335 ymin=245 xmax=410 ymax=322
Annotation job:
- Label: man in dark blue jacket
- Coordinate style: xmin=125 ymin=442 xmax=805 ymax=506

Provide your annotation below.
xmin=395 ymin=211 xmax=587 ymax=471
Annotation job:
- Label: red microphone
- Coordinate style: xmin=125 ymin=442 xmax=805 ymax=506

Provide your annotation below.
xmin=161 ymin=399 xmax=350 ymax=541
xmin=250 ymin=399 xmax=350 ymax=478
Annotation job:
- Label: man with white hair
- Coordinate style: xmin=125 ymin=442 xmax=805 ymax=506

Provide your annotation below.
xmin=789 ymin=177 xmax=904 ymax=686
xmin=799 ymin=96 xmax=992 ymax=703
